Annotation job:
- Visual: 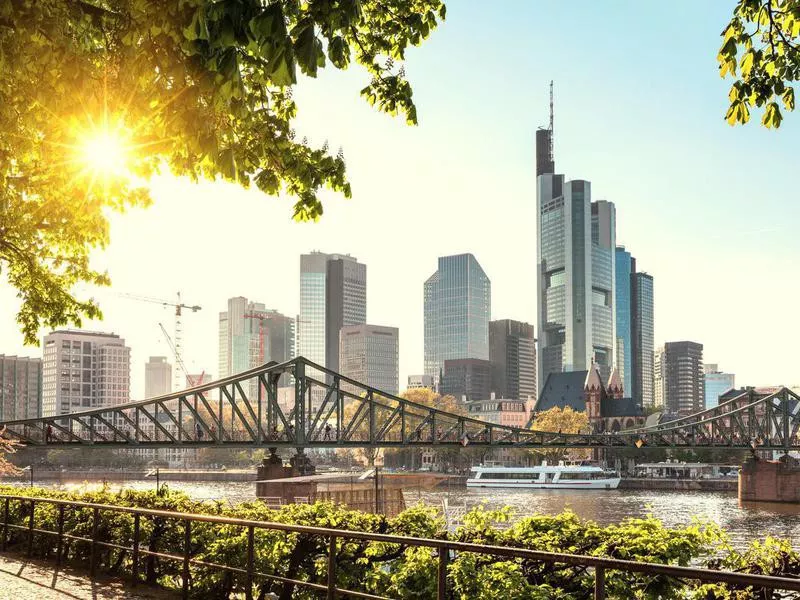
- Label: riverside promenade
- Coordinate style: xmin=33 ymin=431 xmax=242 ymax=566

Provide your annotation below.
xmin=0 ymin=554 xmax=176 ymax=599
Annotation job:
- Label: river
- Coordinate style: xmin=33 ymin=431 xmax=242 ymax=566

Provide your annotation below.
xmin=14 ymin=479 xmax=800 ymax=550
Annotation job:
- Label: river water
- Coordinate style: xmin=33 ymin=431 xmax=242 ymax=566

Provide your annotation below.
xmin=16 ymin=479 xmax=800 ymax=550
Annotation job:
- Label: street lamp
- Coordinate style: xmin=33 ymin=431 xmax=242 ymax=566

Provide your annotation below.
xmin=21 ymin=465 xmax=33 ymax=488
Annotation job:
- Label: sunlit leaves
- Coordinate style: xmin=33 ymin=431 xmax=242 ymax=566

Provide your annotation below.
xmin=719 ymin=0 xmax=800 ymax=128
xmin=1 ymin=0 xmax=444 ymax=343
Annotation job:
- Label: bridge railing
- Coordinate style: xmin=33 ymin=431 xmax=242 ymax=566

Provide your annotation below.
xmin=1 ymin=494 xmax=800 ymax=599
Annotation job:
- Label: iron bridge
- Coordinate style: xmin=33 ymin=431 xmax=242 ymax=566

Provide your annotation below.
xmin=1 ymin=358 xmax=799 ymax=451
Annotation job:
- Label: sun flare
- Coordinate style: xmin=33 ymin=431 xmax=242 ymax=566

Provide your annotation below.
xmin=79 ymin=127 xmax=130 ymax=176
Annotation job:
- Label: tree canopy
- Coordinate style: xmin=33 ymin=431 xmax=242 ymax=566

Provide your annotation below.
xmin=0 ymin=0 xmax=445 ymax=344
xmin=720 ymin=0 xmax=799 ymax=128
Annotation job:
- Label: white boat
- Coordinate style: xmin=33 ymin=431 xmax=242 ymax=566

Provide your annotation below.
xmin=466 ymin=461 xmax=621 ymax=490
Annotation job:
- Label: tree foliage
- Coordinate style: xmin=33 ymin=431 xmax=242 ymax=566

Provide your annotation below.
xmin=529 ymin=406 xmax=590 ymax=463
xmin=719 ymin=0 xmax=799 ymax=128
xmin=0 ymin=484 xmax=796 ymax=599
xmin=0 ymin=0 xmax=445 ymax=344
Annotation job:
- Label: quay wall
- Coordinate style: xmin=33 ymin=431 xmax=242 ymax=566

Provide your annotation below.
xmin=619 ymin=478 xmax=736 ymax=492
xmin=2 ymin=470 xmax=257 ymax=483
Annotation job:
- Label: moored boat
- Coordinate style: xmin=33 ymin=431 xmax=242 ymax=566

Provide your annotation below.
xmin=466 ymin=461 xmax=620 ymax=490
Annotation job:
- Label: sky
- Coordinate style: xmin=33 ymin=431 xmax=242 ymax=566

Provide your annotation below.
xmin=2 ymin=1 xmax=799 ymax=399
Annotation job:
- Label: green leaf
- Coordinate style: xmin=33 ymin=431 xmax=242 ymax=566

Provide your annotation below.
xmin=782 ymin=87 xmax=795 ymax=111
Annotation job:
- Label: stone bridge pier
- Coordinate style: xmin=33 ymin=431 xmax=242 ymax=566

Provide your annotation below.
xmin=739 ymin=454 xmax=800 ymax=503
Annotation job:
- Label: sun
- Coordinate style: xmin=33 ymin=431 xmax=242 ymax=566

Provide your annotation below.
xmin=79 ymin=126 xmax=130 ymax=176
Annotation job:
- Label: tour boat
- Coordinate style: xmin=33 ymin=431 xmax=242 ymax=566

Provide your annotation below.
xmin=466 ymin=461 xmax=621 ymax=490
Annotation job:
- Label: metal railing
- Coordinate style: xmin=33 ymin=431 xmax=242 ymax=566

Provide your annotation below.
xmin=1 ymin=494 xmax=800 ymax=599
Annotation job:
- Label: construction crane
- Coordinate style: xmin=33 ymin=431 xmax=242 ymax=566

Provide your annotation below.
xmin=120 ymin=292 xmax=201 ymax=390
xmin=158 ymin=323 xmax=205 ymax=390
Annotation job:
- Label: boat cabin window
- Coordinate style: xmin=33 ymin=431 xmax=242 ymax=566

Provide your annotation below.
xmin=480 ymin=472 xmax=534 ymax=479
xmin=559 ymin=472 xmax=608 ymax=480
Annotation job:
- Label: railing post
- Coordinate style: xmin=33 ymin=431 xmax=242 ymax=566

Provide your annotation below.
xmin=56 ymin=504 xmax=65 ymax=567
xmin=437 ymin=547 xmax=448 ymax=600
xmin=90 ymin=506 xmax=99 ymax=577
xmin=131 ymin=513 xmax=140 ymax=587
xmin=1 ymin=497 xmax=9 ymax=552
xmin=327 ymin=535 xmax=336 ymax=600
xmin=594 ymin=566 xmax=605 ymax=600
xmin=245 ymin=525 xmax=255 ymax=600
xmin=27 ymin=499 xmax=34 ymax=557
xmin=182 ymin=519 xmax=191 ymax=600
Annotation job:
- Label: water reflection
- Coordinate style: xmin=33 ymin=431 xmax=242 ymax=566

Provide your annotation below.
xmin=15 ymin=480 xmax=800 ymax=550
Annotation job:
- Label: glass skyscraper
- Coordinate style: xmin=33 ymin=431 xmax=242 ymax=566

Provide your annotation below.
xmin=633 ymin=272 xmax=654 ymax=407
xmin=424 ymin=254 xmax=491 ymax=380
xmin=298 ymin=252 xmax=366 ymax=372
xmin=704 ymin=365 xmax=735 ymax=409
xmin=537 ymin=175 xmax=616 ymax=390
xmin=615 ymin=247 xmax=634 ymax=394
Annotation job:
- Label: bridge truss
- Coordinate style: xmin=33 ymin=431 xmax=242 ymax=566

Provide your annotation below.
xmin=1 ymin=358 xmax=799 ymax=451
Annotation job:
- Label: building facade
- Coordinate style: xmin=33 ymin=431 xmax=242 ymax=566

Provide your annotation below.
xmin=632 ymin=271 xmax=654 ymax=407
xmin=489 ymin=319 xmax=536 ymax=402
xmin=298 ymin=252 xmax=366 ymax=373
xmin=0 ymin=355 xmax=41 ymax=421
xmin=537 ymin=174 xmax=616 ymax=391
xmin=407 ymin=374 xmax=435 ymax=390
xmin=465 ymin=394 xmax=529 ymax=428
xmin=41 ymin=330 xmax=130 ymax=417
xmin=654 ymin=341 xmax=704 ymax=416
xmin=144 ymin=357 xmax=172 ymax=398
xmin=218 ymin=296 xmax=295 ymax=389
xmin=423 ymin=254 xmax=491 ymax=380
xmin=704 ymin=364 xmax=735 ymax=410
xmin=441 ymin=358 xmax=492 ymax=402
xmin=339 ymin=324 xmax=399 ymax=395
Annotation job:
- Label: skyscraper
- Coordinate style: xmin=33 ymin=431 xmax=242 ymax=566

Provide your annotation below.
xmin=339 ymin=324 xmax=399 ymax=395
xmin=0 ymin=355 xmax=41 ymax=421
xmin=218 ymin=296 xmax=295 ymax=385
xmin=144 ymin=357 xmax=172 ymax=398
xmin=614 ymin=247 xmax=634 ymax=394
xmin=614 ymin=248 xmax=655 ymax=407
xmin=298 ymin=252 xmax=366 ymax=372
xmin=41 ymin=330 xmax=130 ymax=417
xmin=632 ymin=272 xmax=654 ymax=407
xmin=423 ymin=254 xmax=491 ymax=380
xmin=535 ymin=80 xmax=554 ymax=176
xmin=489 ymin=319 xmax=536 ymax=401
xmin=536 ymin=175 xmax=616 ymax=391
xmin=654 ymin=341 xmax=704 ymax=416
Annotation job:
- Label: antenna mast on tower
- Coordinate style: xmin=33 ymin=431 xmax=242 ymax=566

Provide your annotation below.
xmin=549 ymin=80 xmax=554 ymax=165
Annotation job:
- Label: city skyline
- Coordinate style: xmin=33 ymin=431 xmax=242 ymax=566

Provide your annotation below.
xmin=1 ymin=2 xmax=799 ymax=400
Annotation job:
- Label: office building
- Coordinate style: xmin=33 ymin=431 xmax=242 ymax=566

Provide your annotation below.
xmin=0 ymin=355 xmax=41 ymax=421
xmin=298 ymin=252 xmax=366 ymax=373
xmin=654 ymin=341 xmax=704 ymax=416
xmin=704 ymin=364 xmax=735 ymax=410
xmin=424 ymin=254 xmax=491 ymax=380
xmin=614 ymin=248 xmax=634 ymax=394
xmin=489 ymin=319 xmax=536 ymax=402
xmin=615 ymin=248 xmax=656 ymax=407
xmin=632 ymin=272 xmax=654 ymax=407
xmin=41 ymin=330 xmax=130 ymax=417
xmin=537 ymin=174 xmax=616 ymax=390
xmin=218 ymin=297 xmax=295 ymax=389
xmin=339 ymin=324 xmax=399 ymax=395
xmin=407 ymin=374 xmax=435 ymax=391
xmin=145 ymin=357 xmax=172 ymax=398
xmin=441 ymin=358 xmax=492 ymax=402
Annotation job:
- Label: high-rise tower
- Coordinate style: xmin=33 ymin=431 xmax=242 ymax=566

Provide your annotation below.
xmin=535 ymin=81 xmax=554 ymax=176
